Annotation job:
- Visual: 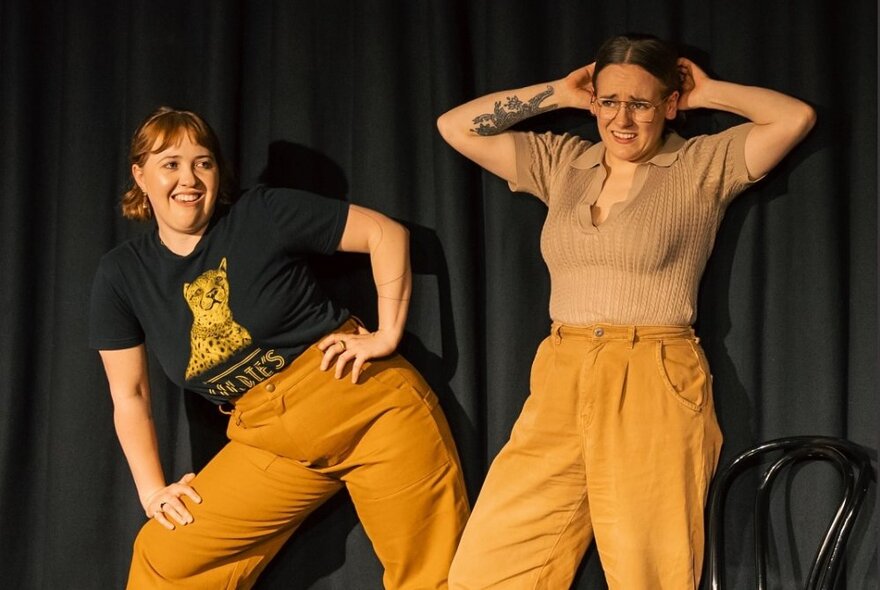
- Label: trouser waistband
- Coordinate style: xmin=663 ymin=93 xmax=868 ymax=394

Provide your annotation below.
xmin=218 ymin=317 xmax=363 ymax=416
xmin=550 ymin=323 xmax=695 ymax=342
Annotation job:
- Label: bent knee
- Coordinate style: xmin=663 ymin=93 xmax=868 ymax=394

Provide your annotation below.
xmin=130 ymin=520 xmax=202 ymax=581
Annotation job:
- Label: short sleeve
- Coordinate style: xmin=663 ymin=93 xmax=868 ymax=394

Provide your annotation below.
xmin=259 ymin=187 xmax=350 ymax=255
xmin=687 ymin=123 xmax=760 ymax=206
xmin=508 ymin=131 xmax=593 ymax=204
xmin=89 ymin=259 xmax=144 ymax=350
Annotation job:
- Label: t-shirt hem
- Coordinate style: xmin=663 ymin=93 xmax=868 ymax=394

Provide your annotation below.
xmin=89 ymin=337 xmax=144 ymax=350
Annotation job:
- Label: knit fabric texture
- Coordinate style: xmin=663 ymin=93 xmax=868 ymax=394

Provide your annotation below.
xmin=509 ymin=123 xmax=756 ymax=326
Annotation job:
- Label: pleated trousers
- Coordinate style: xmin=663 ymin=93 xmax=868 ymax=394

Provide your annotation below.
xmin=448 ymin=323 xmax=723 ymax=590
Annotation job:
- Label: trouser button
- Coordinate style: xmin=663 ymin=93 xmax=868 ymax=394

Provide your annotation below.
xmin=265 ymin=383 xmax=276 ymax=392
xmin=594 ymin=327 xmax=604 ymax=337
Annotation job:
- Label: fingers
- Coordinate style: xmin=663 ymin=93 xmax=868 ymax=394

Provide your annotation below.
xmin=331 ymin=340 xmax=376 ymax=382
xmin=677 ymin=57 xmax=708 ymax=84
xmin=324 ymin=345 xmax=361 ymax=382
xmin=178 ymin=474 xmax=203 ymax=505
xmin=146 ymin=475 xmax=202 ymax=530
xmin=573 ymin=62 xmax=594 ymax=76
xmin=677 ymin=57 xmax=698 ymax=74
xmin=677 ymin=64 xmax=693 ymax=87
xmin=318 ymin=333 xmax=358 ymax=375
xmin=148 ymin=495 xmax=189 ymax=529
xmin=563 ymin=63 xmax=596 ymax=111
xmin=159 ymin=495 xmax=193 ymax=527
xmin=349 ymin=355 xmax=367 ymax=384
xmin=333 ymin=348 xmax=358 ymax=380
xmin=317 ymin=332 xmax=386 ymax=383
xmin=153 ymin=510 xmax=176 ymax=530
xmin=318 ymin=335 xmax=350 ymax=371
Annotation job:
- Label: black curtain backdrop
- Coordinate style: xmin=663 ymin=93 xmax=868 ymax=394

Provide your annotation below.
xmin=1 ymin=1 xmax=876 ymax=588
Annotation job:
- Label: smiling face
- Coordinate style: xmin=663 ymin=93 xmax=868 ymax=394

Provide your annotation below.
xmin=591 ymin=63 xmax=678 ymax=166
xmin=132 ymin=133 xmax=219 ymax=247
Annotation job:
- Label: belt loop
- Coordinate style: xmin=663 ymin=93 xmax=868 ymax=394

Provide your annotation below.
xmin=628 ymin=326 xmax=636 ymax=348
xmin=218 ymin=402 xmax=243 ymax=427
xmin=553 ymin=323 xmax=562 ymax=344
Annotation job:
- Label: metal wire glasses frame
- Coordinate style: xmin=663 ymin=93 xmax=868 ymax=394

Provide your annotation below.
xmin=591 ymin=95 xmax=671 ymax=123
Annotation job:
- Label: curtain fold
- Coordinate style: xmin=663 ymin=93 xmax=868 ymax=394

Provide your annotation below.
xmin=0 ymin=1 xmax=875 ymax=588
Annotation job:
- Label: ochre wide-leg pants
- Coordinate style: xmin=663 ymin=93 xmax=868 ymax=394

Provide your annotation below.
xmin=448 ymin=323 xmax=723 ymax=590
xmin=127 ymin=320 xmax=470 ymax=589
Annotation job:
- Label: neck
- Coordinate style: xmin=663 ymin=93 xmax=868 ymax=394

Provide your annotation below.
xmin=602 ymin=153 xmax=641 ymax=176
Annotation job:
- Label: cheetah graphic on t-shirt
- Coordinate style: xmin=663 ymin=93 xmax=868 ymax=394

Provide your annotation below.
xmin=183 ymin=257 xmax=252 ymax=379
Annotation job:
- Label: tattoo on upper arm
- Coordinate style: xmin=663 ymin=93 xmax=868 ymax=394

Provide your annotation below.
xmin=471 ymin=85 xmax=557 ymax=136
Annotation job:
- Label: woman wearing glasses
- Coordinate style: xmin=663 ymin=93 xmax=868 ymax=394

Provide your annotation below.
xmin=437 ymin=34 xmax=814 ymax=589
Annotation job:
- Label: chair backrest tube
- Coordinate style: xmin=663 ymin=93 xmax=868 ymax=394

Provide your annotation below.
xmin=705 ymin=436 xmax=873 ymax=590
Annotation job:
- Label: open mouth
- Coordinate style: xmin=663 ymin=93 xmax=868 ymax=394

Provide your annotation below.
xmin=172 ymin=192 xmax=203 ymax=203
xmin=611 ymin=131 xmax=636 ymax=141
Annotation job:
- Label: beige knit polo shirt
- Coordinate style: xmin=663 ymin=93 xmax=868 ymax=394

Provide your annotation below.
xmin=510 ymin=123 xmax=757 ymax=326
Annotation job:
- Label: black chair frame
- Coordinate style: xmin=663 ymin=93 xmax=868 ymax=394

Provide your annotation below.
xmin=706 ymin=436 xmax=873 ymax=590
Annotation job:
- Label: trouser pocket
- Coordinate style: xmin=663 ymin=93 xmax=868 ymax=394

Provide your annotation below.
xmin=655 ymin=338 xmax=711 ymax=412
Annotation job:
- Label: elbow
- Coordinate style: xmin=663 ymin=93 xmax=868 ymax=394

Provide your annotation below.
xmin=113 ymin=392 xmax=153 ymax=424
xmin=373 ymin=215 xmax=409 ymax=252
xmin=803 ymin=103 xmax=817 ymax=133
xmin=436 ymin=112 xmax=453 ymax=143
xmin=393 ymin=220 xmax=410 ymax=260
xmin=773 ymin=102 xmax=816 ymax=148
xmin=436 ymin=111 xmax=468 ymax=147
xmin=393 ymin=219 xmax=410 ymax=247
xmin=795 ymin=102 xmax=817 ymax=137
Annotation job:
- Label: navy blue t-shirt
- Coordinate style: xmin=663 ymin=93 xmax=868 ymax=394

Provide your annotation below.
xmin=89 ymin=186 xmax=350 ymax=404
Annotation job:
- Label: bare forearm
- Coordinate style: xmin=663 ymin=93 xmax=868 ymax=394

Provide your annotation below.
xmin=695 ymin=78 xmax=815 ymax=178
xmin=370 ymin=221 xmax=411 ymax=344
xmin=113 ymin=398 xmax=166 ymax=508
xmin=438 ymin=80 xmax=565 ymax=138
xmin=328 ymin=206 xmax=413 ymax=378
xmin=697 ymin=79 xmax=815 ymax=131
xmin=437 ymin=79 xmax=575 ymax=181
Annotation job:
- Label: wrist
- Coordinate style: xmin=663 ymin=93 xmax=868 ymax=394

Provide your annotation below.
xmin=139 ymin=484 xmax=166 ymax=508
xmin=552 ymin=80 xmax=577 ymax=108
xmin=374 ymin=327 xmax=402 ymax=348
xmin=693 ymin=78 xmax=726 ymax=109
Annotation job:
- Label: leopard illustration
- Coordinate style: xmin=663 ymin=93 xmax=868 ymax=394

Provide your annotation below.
xmin=183 ymin=257 xmax=253 ymax=379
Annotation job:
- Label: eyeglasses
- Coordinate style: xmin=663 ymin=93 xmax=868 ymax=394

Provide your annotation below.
xmin=591 ymin=96 xmax=669 ymax=123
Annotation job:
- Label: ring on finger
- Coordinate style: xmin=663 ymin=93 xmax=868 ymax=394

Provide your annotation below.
xmin=337 ymin=340 xmax=346 ymax=352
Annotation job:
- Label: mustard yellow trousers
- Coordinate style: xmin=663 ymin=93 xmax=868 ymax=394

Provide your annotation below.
xmin=128 ymin=321 xmax=470 ymax=589
xmin=448 ymin=324 xmax=723 ymax=589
